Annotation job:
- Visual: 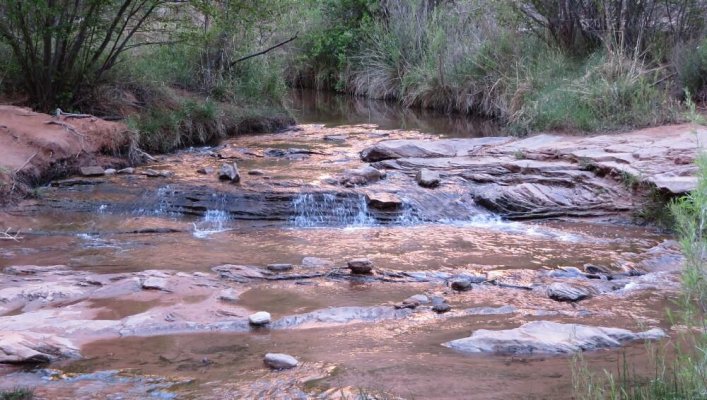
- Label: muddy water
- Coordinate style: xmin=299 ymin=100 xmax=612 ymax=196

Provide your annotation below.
xmin=0 ymin=96 xmax=680 ymax=399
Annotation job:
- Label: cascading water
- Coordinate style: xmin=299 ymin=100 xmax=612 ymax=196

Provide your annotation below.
xmin=291 ymin=193 xmax=376 ymax=228
xmin=290 ymin=191 xmax=496 ymax=228
xmin=133 ymin=185 xmax=180 ymax=217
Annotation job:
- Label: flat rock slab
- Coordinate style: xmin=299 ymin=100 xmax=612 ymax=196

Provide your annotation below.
xmin=213 ymin=265 xmax=269 ymax=281
xmin=361 ymin=137 xmax=513 ymax=161
xmin=0 ymin=331 xmax=80 ymax=364
xmin=443 ymin=321 xmax=665 ymax=355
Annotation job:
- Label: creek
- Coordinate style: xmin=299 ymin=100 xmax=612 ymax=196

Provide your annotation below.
xmin=0 ymin=91 xmax=683 ymax=399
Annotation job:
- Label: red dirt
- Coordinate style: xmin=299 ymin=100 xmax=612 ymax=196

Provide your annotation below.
xmin=0 ymin=106 xmax=130 ymax=204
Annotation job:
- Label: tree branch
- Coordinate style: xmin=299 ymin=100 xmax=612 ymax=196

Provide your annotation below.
xmin=229 ymin=33 xmax=298 ymax=67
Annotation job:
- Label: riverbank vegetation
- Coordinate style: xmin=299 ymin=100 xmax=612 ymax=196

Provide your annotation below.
xmin=573 ymin=130 xmax=707 ymax=398
xmin=290 ymin=0 xmax=706 ymax=133
xmin=0 ymin=1 xmax=705 ymax=150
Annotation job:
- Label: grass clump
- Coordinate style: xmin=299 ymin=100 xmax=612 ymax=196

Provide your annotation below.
xmin=0 ymin=388 xmax=34 ymax=400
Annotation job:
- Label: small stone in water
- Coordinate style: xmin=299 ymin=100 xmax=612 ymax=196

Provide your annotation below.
xmin=218 ymin=289 xmax=239 ymax=302
xmin=196 ymin=167 xmax=214 ymax=175
xmin=249 ymin=311 xmax=271 ymax=326
xmin=141 ymin=277 xmax=168 ymax=291
xmin=348 ymin=258 xmax=374 ymax=274
xmin=301 ymin=257 xmax=334 ymax=269
xmin=416 ymin=168 xmax=441 ymax=188
xmin=264 ymin=353 xmax=298 ymax=369
xmin=450 ymin=278 xmax=472 ymax=291
xmin=117 ymin=167 xmax=134 ymax=174
xmin=431 ymin=296 xmax=451 ymax=313
xmin=267 ymin=263 xmax=293 ymax=272
xmin=219 ymin=163 xmax=240 ymax=182
xmin=432 ymin=303 xmax=451 ymax=313
xmin=547 ymin=282 xmax=591 ymax=302
xmin=104 ymin=168 xmax=117 ymax=176
xmin=144 ymin=169 xmax=171 ymax=178
xmin=248 ymin=169 xmax=266 ymax=176
xmin=398 ymin=294 xmax=431 ymax=309
xmin=80 ymin=166 xmax=104 ymax=176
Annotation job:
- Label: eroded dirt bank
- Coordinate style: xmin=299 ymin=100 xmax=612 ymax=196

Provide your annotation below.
xmin=0 ymin=106 xmax=131 ymax=205
xmin=0 ymin=121 xmax=704 ymax=399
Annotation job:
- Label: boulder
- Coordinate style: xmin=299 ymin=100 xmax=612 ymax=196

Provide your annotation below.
xmin=264 ymin=353 xmax=298 ymax=369
xmin=80 ymin=166 xmax=104 ymax=176
xmin=249 ymin=311 xmax=272 ymax=326
xmin=416 ymin=169 xmax=441 ymax=188
xmin=442 ymin=321 xmax=666 ymax=354
xmin=547 ymin=282 xmax=592 ymax=302
xmin=0 ymin=332 xmax=80 ymax=363
xmin=365 ymin=192 xmax=403 ymax=210
xmin=219 ymin=163 xmax=240 ymax=183
xmin=348 ymin=258 xmax=374 ymax=274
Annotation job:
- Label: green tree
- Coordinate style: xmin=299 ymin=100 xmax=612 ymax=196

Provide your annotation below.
xmin=0 ymin=0 xmax=175 ymax=111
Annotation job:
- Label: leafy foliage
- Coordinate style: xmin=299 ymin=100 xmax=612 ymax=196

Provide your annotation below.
xmin=0 ymin=0 xmax=183 ymax=111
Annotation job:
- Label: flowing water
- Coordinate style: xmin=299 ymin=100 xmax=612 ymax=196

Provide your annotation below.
xmin=0 ymin=92 xmax=680 ymax=399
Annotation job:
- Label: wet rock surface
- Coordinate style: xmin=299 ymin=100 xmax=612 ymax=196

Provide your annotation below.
xmin=443 ymin=321 xmax=666 ymax=354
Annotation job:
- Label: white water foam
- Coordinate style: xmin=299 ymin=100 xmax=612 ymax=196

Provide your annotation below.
xmin=192 ymin=210 xmax=231 ymax=238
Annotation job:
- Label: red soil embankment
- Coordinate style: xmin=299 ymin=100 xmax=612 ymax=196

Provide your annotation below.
xmin=0 ymin=106 xmax=130 ymax=204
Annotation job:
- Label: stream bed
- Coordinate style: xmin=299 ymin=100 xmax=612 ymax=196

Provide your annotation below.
xmin=0 ymin=92 xmax=685 ymax=399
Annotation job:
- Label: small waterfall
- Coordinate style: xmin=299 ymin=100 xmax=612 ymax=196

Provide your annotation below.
xmin=291 ymin=193 xmax=376 ymax=228
xmin=133 ymin=185 xmax=180 ymax=217
xmin=192 ymin=209 xmax=231 ymax=238
xmin=392 ymin=200 xmax=423 ymax=225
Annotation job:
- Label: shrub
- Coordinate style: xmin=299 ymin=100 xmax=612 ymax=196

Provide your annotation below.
xmin=676 ymin=36 xmax=707 ymax=102
xmin=0 ymin=388 xmax=34 ymax=400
